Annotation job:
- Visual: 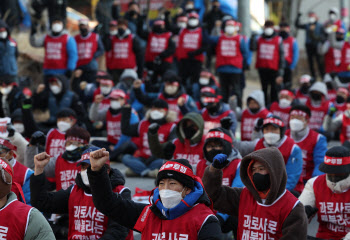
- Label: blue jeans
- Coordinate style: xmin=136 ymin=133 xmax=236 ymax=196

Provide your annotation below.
xmin=122 ymin=155 xmax=163 ymax=176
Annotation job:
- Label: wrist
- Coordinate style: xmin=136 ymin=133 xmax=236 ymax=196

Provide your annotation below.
xmin=91 ymin=165 xmax=101 ymax=172
xmin=34 ymin=167 xmax=44 ymax=176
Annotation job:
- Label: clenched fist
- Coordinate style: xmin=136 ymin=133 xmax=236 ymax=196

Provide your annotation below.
xmin=34 ymin=152 xmax=51 ymax=175
xmin=94 ymin=94 xmax=104 ymax=104
xmin=90 ymin=148 xmax=110 ymax=171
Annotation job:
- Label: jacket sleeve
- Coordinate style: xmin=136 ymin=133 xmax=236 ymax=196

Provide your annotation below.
xmin=70 ymin=94 xmax=88 ymax=125
xmin=240 ymin=37 xmax=249 ymax=67
xmin=23 ymin=208 xmax=55 ymax=240
xmin=147 ymin=131 xmax=166 ymax=159
xmin=66 ymin=36 xmax=78 ymax=71
xmin=228 ymin=111 xmax=237 ymax=137
xmin=179 ymin=96 xmax=199 ymax=117
xmin=290 ymin=40 xmax=299 ymax=70
xmin=323 ymin=113 xmax=342 ymax=132
xmin=285 ymin=145 xmax=303 ymax=191
xmin=318 ymin=40 xmax=330 ymax=55
xmin=280 ymin=202 xmax=308 ymax=240
xmin=197 ymin=215 xmax=223 ymax=240
xmin=133 ymin=87 xmax=157 ymax=107
xmin=159 ymin=37 xmax=176 ymax=59
xmin=299 ymin=177 xmax=317 ymax=207
xmin=114 ymin=111 xmax=139 ymax=150
xmin=89 ymin=102 xmax=108 ymax=122
xmin=9 ymin=132 xmax=28 ymax=164
xmin=87 ymin=165 xmax=147 ymax=230
xmin=30 ymin=172 xmax=71 ymax=214
xmin=24 ymin=145 xmax=39 ymax=170
xmin=23 ymin=169 xmax=34 ymax=205
xmin=29 ymin=33 xmax=45 ymax=47
xmin=294 ymin=15 xmax=307 ymax=29
xmin=202 ymin=166 xmax=243 ymax=216
xmin=132 ymin=35 xmax=144 ymax=77
xmin=278 ymin=38 xmax=285 ymax=76
xmin=93 ymin=34 xmax=105 ymax=59
xmin=232 ymin=139 xmax=257 ymax=157
xmin=312 ymin=134 xmax=327 ymax=177
xmin=121 ymin=106 xmax=140 ymax=137
xmin=231 ymin=164 xmax=244 ymax=188
xmin=43 ymin=156 xmax=58 ymax=178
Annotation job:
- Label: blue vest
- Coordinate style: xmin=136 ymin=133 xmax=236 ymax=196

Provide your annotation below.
xmin=48 ymin=90 xmax=74 ymax=123
xmin=0 ymin=40 xmax=17 ymax=76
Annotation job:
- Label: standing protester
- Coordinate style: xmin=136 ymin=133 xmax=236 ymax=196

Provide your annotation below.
xmin=31 ymin=0 xmax=67 ymax=25
xmin=87 ymin=149 xmax=222 ymax=239
xmin=0 ymin=20 xmax=18 ymax=79
xmin=0 ymin=158 xmax=55 ymax=239
xmin=202 ymin=147 xmax=308 ymax=239
xmin=324 ymin=7 xmax=346 ymax=32
xmin=299 ymin=146 xmax=350 ymax=239
xmin=251 ymin=20 xmax=284 ymax=105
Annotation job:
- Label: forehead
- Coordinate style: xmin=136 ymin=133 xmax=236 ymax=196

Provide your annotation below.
xmin=252 ymin=161 xmax=265 ymax=168
xmin=206 ymin=139 xmax=222 ymax=146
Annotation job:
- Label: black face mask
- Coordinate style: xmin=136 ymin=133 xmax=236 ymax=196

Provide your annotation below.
xmin=310 ymin=92 xmax=322 ymax=101
xmin=62 ymin=146 xmax=87 ymax=162
xmin=327 ymin=174 xmax=349 ymax=183
xmin=336 ymin=95 xmax=345 ymax=104
xmin=80 ymin=28 xmax=89 ymax=37
xmin=153 ymin=25 xmax=164 ymax=34
xmin=207 ymin=103 xmax=219 ymax=114
xmin=206 ymin=149 xmax=222 ymax=163
xmin=300 ymin=85 xmax=309 ymax=94
xmin=183 ymin=125 xmax=197 ymax=139
xmin=336 ymin=37 xmax=344 ymax=42
xmin=118 ymin=28 xmax=126 ymax=36
xmin=129 ymin=10 xmax=138 ymax=17
xmin=326 ymin=82 xmax=334 ymax=90
xmin=279 ymin=31 xmax=289 ymax=39
xmin=253 ymin=173 xmax=270 ymax=192
xmin=250 ymin=108 xmax=259 ymax=114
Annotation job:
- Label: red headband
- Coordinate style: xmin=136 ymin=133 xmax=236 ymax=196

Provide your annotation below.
xmin=206 ymin=131 xmax=233 ymax=144
xmin=338 ymin=87 xmax=349 ymax=96
xmin=263 ymin=118 xmax=285 ymax=127
xmin=279 ymin=90 xmax=294 ymax=98
xmin=159 ymin=161 xmax=194 ymax=178
xmin=201 ymin=87 xmax=216 ymax=95
xmin=66 ymin=136 xmax=88 ymax=144
xmin=109 ymin=90 xmax=126 ymax=99
xmin=100 ymin=79 xmax=114 ymax=86
xmin=290 ymin=110 xmax=309 ymax=119
xmin=0 ymin=138 xmax=16 ymax=151
xmin=154 ymin=20 xmax=165 ymax=26
xmin=200 ymin=71 xmax=212 ymax=78
xmin=0 ymin=158 xmax=12 ymax=177
xmin=324 ymin=156 xmax=350 ymax=166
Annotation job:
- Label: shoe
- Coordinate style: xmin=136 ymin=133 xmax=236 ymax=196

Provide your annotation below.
xmin=125 ymin=168 xmax=138 ymax=177
xmin=147 ymin=169 xmax=159 ymax=178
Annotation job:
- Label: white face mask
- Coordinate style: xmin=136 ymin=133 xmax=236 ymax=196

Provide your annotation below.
xmin=57 ymin=121 xmax=71 ymax=132
xmin=326 ymin=174 xmax=350 ymax=193
xmin=0 ymin=31 xmax=7 ymax=39
xmin=279 ymin=99 xmax=292 ymax=108
xmin=165 ymin=85 xmax=178 ymax=95
xmin=325 ymin=27 xmax=333 ymax=34
xmin=188 ymin=19 xmax=199 ymax=27
xmin=159 ymin=189 xmax=184 ymax=209
xmin=185 ymin=4 xmax=194 ymax=10
xmin=50 ymin=85 xmax=62 ymax=95
xmin=80 ymin=169 xmax=90 ymax=187
xmin=110 ymin=100 xmax=122 ymax=110
xmin=177 ymin=22 xmax=187 ymax=29
xmin=264 ymin=132 xmax=280 ymax=145
xmin=309 ymin=17 xmax=316 ymax=24
xmin=110 ymin=30 xmax=118 ymax=36
xmin=289 ymin=119 xmax=305 ymax=132
xmin=1 ymin=86 xmax=12 ymax=95
xmin=150 ymin=110 xmax=165 ymax=120
xmin=264 ymin=27 xmax=274 ymax=36
xmin=329 ymin=13 xmax=337 ymax=21
xmin=52 ymin=23 xmax=63 ymax=33
xmin=199 ymin=77 xmax=210 ymax=85
xmin=13 ymin=123 xmax=24 ymax=134
xmin=100 ymin=86 xmax=112 ymax=95
xmin=65 ymin=144 xmax=78 ymax=152
xmin=225 ymin=26 xmax=236 ymax=35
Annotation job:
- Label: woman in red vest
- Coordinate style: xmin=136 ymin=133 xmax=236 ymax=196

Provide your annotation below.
xmin=87 ymin=149 xmax=222 ymax=239
xmin=299 ymin=146 xmax=350 ymax=239
xmin=202 ymin=147 xmax=307 ymax=239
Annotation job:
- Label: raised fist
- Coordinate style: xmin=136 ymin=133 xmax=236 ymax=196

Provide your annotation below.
xmin=133 ymin=79 xmax=142 ymax=89
xmin=90 ymin=148 xmax=110 ymax=171
xmin=94 ymin=94 xmax=104 ymax=104
xmin=34 ymin=152 xmax=51 ymax=175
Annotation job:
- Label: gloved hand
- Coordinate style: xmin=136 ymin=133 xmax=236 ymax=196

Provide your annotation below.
xmin=220 ymin=116 xmax=233 ymax=130
xmin=212 ymin=153 xmax=229 ymax=169
xmin=30 ymin=131 xmax=46 ymax=146
xmin=65 ymin=70 xmax=73 ymax=79
xmin=328 ymin=106 xmax=337 ymax=117
xmin=304 ymin=205 xmax=318 ymax=219
xmin=163 ymin=142 xmax=176 ymax=160
xmin=7 ymin=124 xmax=16 ymax=137
xmin=254 ymin=118 xmax=264 ymax=132
xmin=148 ymin=123 xmax=160 ymax=134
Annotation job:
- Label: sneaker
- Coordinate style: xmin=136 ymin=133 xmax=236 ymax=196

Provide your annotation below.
xmin=147 ymin=169 xmax=159 ymax=178
xmin=125 ymin=168 xmax=138 ymax=177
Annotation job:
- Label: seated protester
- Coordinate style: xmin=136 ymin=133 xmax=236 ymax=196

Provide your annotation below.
xmin=324 ymin=74 xmax=337 ymax=102
xmin=286 ymin=105 xmax=327 ymax=188
xmin=332 ymin=87 xmax=349 ymax=117
xmin=0 ymin=138 xmax=33 ymax=204
xmin=87 ymin=150 xmax=222 ymax=239
xmin=30 ymin=147 xmax=133 ymax=239
xmin=10 ymin=108 xmax=30 ymax=140
xmin=91 ymin=78 xmax=114 ymax=113
xmin=148 ymin=112 xmax=206 ymax=173
xmin=306 ymin=81 xmax=332 ymax=132
xmin=133 ymin=70 xmax=198 ymax=121
xmin=121 ymin=99 xmax=177 ymax=177
xmin=0 ymin=158 xmax=55 ymax=239
xmin=192 ymin=69 xmax=219 ymax=102
xmin=90 ymin=89 xmax=139 ymax=160
xmin=199 ymin=87 xmax=237 ymax=135
xmin=240 ymin=90 xmax=270 ymax=141
xmin=202 ymin=148 xmax=307 ymax=239
xmin=299 ymin=146 xmax=350 ymax=240
xmin=269 ymin=89 xmax=294 ymax=126
xmin=0 ymin=75 xmax=25 ymax=117
xmin=294 ymin=74 xmax=312 ymax=105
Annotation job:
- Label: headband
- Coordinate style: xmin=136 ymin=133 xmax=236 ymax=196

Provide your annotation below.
xmin=159 ymin=161 xmax=194 ymax=178
xmin=263 ymin=118 xmax=285 ymax=127
xmin=206 ymin=131 xmax=233 ymax=144
xmin=0 ymin=139 xmax=16 ymax=151
xmin=0 ymin=159 xmax=12 ymax=178
xmin=279 ymin=90 xmax=294 ymax=98
xmin=66 ymin=136 xmax=88 ymax=144
xmin=324 ymin=156 xmax=350 ymax=166
xmin=290 ymin=110 xmax=309 ymax=119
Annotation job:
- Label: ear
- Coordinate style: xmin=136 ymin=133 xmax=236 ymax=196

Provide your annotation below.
xmin=184 ymin=187 xmax=192 ymax=196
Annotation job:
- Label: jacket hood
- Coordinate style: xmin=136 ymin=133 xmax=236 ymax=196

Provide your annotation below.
xmin=309 ymin=82 xmax=328 ymax=97
xmin=0 ymin=20 xmax=10 ymax=37
xmin=120 ymin=69 xmax=138 ymax=81
xmin=329 ymin=7 xmax=340 ymax=17
xmin=240 ymin=147 xmax=287 ymax=205
xmin=176 ymin=112 xmax=204 ymax=144
xmin=247 ymin=90 xmax=265 ymax=108
xmin=45 ymin=74 xmax=69 ymax=95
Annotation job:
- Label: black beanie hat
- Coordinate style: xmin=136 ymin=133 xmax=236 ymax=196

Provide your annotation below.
xmin=203 ymin=127 xmax=233 ymax=162
xmin=319 ymin=146 xmax=350 ymax=174
xmin=156 ymin=159 xmax=195 ymax=189
xmin=162 ymin=70 xmax=181 ymax=83
xmin=152 ymin=99 xmax=168 ymax=110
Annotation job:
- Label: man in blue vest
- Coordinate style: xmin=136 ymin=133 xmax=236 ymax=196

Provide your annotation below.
xmin=0 ymin=20 xmax=18 ymax=79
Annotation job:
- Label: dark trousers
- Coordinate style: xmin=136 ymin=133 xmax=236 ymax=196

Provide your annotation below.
xmin=306 ymin=43 xmax=325 ymax=79
xmin=218 ymin=72 xmax=242 ymax=107
xmin=283 ymin=68 xmax=292 ymax=90
xmin=178 ymin=59 xmax=202 ymax=94
xmin=258 ymin=68 xmax=279 ymax=106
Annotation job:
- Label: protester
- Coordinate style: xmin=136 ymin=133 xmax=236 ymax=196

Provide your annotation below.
xmin=0 ymin=20 xmax=18 ymax=78
xmin=295 ymin=74 xmax=312 ymax=105
xmin=269 ymin=89 xmax=295 ymax=126
xmin=0 ymin=75 xmax=25 ymax=117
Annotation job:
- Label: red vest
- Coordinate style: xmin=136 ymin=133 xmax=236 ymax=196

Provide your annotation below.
xmin=43 ymin=34 xmax=69 ymax=69
xmin=176 ymin=28 xmax=204 ymax=62
xmin=334 ymin=101 xmax=347 ymax=117
xmin=137 ymin=120 xmax=175 ymax=159
xmin=45 ymin=128 xmax=66 ymax=158
xmin=340 ymin=114 xmax=350 ymax=143
xmin=109 ymin=34 xmax=136 ymax=69
xmin=283 ymin=36 xmax=294 ymax=65
xmin=215 ymin=34 xmax=243 ymax=69
xmin=0 ymin=199 xmax=33 ymax=239
xmin=286 ymin=129 xmax=320 ymax=182
xmin=269 ymin=101 xmax=291 ymax=127
xmin=314 ymin=174 xmax=350 ymax=239
xmin=12 ymin=160 xmax=30 ymax=186
xmin=255 ymin=36 xmax=280 ymax=71
xmin=328 ymin=89 xmax=337 ymax=103
xmin=55 ymin=155 xmax=80 ymax=191
xmin=75 ymin=32 xmax=98 ymax=67
xmin=105 ymin=35 xmax=113 ymax=70
xmin=340 ymin=42 xmax=350 ymax=72
xmin=106 ymin=111 xmax=122 ymax=145
xmin=158 ymin=93 xmax=188 ymax=121
xmin=238 ymin=188 xmax=299 ymax=240
xmin=306 ymin=99 xmax=330 ymax=130
xmin=202 ymin=108 xmax=232 ymax=135
xmin=255 ymin=136 xmax=295 ymax=164
xmin=295 ymin=90 xmax=308 ymax=105
xmin=145 ymin=32 xmax=173 ymax=63
xmin=240 ymin=108 xmax=270 ymax=141
xmin=134 ymin=203 xmax=214 ymax=239
xmin=325 ymin=46 xmax=341 ymax=73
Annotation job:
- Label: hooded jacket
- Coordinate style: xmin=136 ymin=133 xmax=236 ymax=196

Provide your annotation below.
xmin=202 ymin=147 xmax=308 ymax=239
xmin=30 ymin=168 xmax=131 ymax=239
xmin=0 ymin=20 xmax=18 ymax=76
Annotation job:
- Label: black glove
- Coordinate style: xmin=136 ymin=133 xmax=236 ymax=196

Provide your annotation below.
xmin=7 ymin=124 xmax=16 ymax=137
xmin=328 ymin=106 xmax=337 ymax=117
xmin=65 ymin=70 xmax=73 ymax=79
xmin=30 ymin=131 xmax=46 ymax=146
xmin=305 ymin=205 xmax=318 ymax=219
xmin=163 ymin=142 xmax=176 ymax=160
xmin=220 ymin=116 xmax=233 ymax=130
xmin=148 ymin=123 xmax=160 ymax=134
xmin=212 ymin=153 xmax=230 ymax=169
xmin=254 ymin=118 xmax=264 ymax=132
